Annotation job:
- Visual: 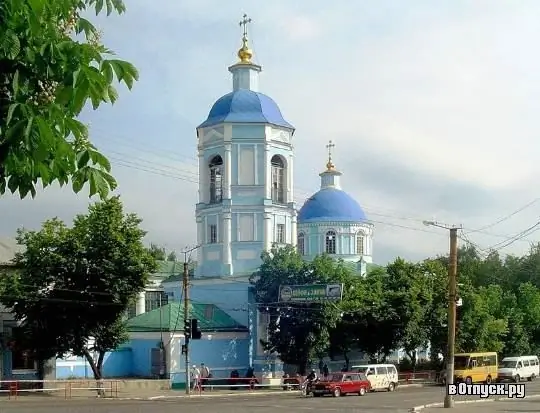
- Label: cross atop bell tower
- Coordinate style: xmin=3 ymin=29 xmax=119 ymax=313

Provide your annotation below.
xmin=229 ymin=13 xmax=261 ymax=91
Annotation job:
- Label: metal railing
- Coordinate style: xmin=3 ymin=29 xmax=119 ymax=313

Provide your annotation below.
xmin=0 ymin=379 xmax=120 ymax=400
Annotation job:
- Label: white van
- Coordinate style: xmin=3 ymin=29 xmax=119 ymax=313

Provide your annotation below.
xmin=352 ymin=364 xmax=399 ymax=392
xmin=498 ymin=356 xmax=539 ymax=382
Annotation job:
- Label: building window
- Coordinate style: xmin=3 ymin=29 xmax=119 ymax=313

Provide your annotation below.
xmin=325 ymin=230 xmax=336 ymax=254
xmin=209 ymin=155 xmax=223 ymax=204
xmin=297 ymin=233 xmax=305 ymax=255
xmin=145 ymin=291 xmax=168 ymax=312
xmin=356 ymin=233 xmax=364 ymax=255
xmin=276 ymin=224 xmax=285 ymax=243
xmin=271 ymin=155 xmax=285 ymax=203
xmin=209 ymin=224 xmax=218 ymax=243
xmin=11 ymin=349 xmax=36 ymax=370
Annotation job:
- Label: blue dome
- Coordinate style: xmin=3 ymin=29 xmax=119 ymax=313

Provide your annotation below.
xmin=197 ymin=89 xmax=294 ymax=129
xmin=298 ymin=188 xmax=368 ymax=223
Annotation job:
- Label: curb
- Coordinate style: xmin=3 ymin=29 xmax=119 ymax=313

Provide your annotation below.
xmin=114 ymin=383 xmax=432 ymax=401
xmin=409 ymin=393 xmax=540 ymax=412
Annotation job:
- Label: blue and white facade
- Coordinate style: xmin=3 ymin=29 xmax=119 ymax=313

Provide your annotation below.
xmin=297 ymin=158 xmax=374 ymax=274
xmin=195 ymin=46 xmax=296 ymax=278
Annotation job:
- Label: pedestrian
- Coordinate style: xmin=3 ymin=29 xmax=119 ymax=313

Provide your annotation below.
xmin=200 ymin=363 xmax=210 ymax=389
xmin=190 ymin=364 xmax=201 ymax=392
xmin=318 ymin=359 xmax=324 ymax=375
xmin=323 ymin=363 xmax=329 ymax=378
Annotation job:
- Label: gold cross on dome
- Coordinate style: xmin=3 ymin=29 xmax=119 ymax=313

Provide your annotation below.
xmin=326 ymin=140 xmax=336 ymax=169
xmin=239 ymin=14 xmax=252 ymax=41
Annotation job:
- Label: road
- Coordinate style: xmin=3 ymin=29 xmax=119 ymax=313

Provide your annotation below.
xmin=2 ymin=382 xmax=540 ymax=413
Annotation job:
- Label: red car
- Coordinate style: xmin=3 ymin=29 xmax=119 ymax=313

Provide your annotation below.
xmin=312 ymin=372 xmax=371 ymax=397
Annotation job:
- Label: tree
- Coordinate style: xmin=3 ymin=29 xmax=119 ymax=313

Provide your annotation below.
xmin=167 ymin=251 xmax=177 ymax=261
xmin=457 ymin=284 xmax=508 ymax=353
xmin=249 ymin=247 xmax=347 ymax=373
xmin=421 ymin=259 xmax=448 ymax=364
xmin=346 ymin=268 xmax=402 ymax=362
xmin=383 ymin=258 xmax=434 ymax=368
xmin=0 ymin=0 xmax=139 ymax=199
xmin=147 ymin=243 xmax=166 ymax=261
xmin=0 ymin=196 xmax=156 ymax=388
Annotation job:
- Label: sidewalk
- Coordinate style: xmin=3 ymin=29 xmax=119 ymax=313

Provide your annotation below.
xmin=420 ymin=398 xmax=540 ymax=412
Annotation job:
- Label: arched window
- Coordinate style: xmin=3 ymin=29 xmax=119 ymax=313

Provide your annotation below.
xmin=297 ymin=233 xmax=305 ymax=255
xmin=209 ymin=155 xmax=223 ymax=203
xmin=356 ymin=233 xmax=364 ymax=255
xmin=271 ymin=155 xmax=285 ymax=203
xmin=325 ymin=230 xmax=336 ymax=254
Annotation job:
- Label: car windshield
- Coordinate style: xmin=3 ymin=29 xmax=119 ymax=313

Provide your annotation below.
xmin=454 ymin=356 xmax=469 ymax=369
xmin=500 ymin=360 xmax=517 ymax=368
xmin=324 ymin=374 xmax=344 ymax=382
xmin=353 ymin=366 xmax=369 ymax=373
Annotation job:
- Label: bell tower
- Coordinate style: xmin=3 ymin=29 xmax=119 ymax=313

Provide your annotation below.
xmin=195 ymin=15 xmax=296 ymax=278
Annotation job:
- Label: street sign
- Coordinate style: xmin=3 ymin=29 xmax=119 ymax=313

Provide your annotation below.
xmin=278 ymin=284 xmax=343 ymax=303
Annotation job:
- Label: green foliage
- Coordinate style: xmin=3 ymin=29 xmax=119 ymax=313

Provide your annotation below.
xmin=255 ymin=242 xmax=540 ymax=370
xmin=250 ymin=246 xmax=353 ymax=373
xmin=0 ymin=0 xmax=138 ymax=199
xmin=0 ymin=196 xmax=156 ymax=380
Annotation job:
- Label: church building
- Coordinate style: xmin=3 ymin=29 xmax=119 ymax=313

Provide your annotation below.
xmin=159 ymin=15 xmax=378 ymax=382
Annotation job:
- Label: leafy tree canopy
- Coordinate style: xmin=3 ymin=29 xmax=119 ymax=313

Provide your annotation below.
xmin=0 ymin=196 xmax=156 ymax=381
xmin=250 ymin=246 xmax=355 ymax=373
xmin=0 ymin=0 xmax=138 ymax=199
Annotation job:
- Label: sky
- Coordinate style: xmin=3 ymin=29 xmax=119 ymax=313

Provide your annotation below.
xmin=1 ymin=0 xmax=540 ymax=264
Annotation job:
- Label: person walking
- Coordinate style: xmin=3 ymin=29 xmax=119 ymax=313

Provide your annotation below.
xmin=200 ymin=363 xmax=210 ymax=390
xmin=190 ymin=364 xmax=201 ymax=392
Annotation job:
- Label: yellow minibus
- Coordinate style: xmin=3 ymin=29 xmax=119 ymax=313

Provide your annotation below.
xmin=454 ymin=352 xmax=498 ymax=384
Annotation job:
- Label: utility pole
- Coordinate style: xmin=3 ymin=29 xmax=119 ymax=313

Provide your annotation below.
xmin=182 ymin=245 xmax=200 ymax=395
xmin=423 ymin=221 xmax=460 ymax=409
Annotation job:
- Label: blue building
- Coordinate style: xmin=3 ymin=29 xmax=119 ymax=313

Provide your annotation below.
xmin=2 ymin=16 xmax=422 ymax=386
xmin=297 ymin=146 xmax=374 ymax=276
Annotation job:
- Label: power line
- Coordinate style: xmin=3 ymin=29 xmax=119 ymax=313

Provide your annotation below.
xmin=464 ymin=198 xmax=540 ymax=235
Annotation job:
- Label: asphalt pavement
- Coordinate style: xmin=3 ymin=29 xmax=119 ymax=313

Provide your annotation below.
xmin=2 ymin=381 xmax=540 ymax=413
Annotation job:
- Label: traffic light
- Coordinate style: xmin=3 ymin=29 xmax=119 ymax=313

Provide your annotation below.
xmin=191 ymin=318 xmax=202 ymax=340
xmin=184 ymin=319 xmax=191 ymax=339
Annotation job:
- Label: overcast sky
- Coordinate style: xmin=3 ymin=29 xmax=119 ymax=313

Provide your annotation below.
xmin=1 ymin=0 xmax=539 ymax=264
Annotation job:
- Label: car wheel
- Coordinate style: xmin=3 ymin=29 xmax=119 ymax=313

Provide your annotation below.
xmin=359 ymin=387 xmax=366 ymax=396
xmin=514 ymin=375 xmax=520 ymax=383
xmin=486 ymin=376 xmax=492 ymax=384
xmin=465 ymin=376 xmax=473 ymax=385
xmin=333 ymin=388 xmax=341 ymax=397
xmin=387 ymin=382 xmax=395 ymax=392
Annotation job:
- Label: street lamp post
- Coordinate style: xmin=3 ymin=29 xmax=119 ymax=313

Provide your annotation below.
xmin=423 ymin=221 xmax=460 ymax=409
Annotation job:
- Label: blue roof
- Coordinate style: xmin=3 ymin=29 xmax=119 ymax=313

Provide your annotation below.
xmin=298 ymin=188 xmax=368 ymax=223
xmin=197 ymin=89 xmax=294 ymax=130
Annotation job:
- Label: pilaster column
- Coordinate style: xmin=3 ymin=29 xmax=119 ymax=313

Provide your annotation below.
xmin=223 ymin=213 xmax=232 ymax=265
xmin=198 ymin=152 xmax=206 ymax=203
xmin=224 ymin=144 xmax=232 ymax=199
xmin=264 ymin=147 xmax=271 ymax=199
xmin=196 ymin=216 xmax=204 ymax=262
xmin=287 ymin=154 xmax=293 ymax=203
xmin=135 ymin=291 xmax=146 ymax=315
xmin=291 ymin=213 xmax=297 ymax=246
xmin=264 ymin=213 xmax=272 ymax=251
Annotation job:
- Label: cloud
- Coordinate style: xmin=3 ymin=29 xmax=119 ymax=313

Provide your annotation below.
xmin=2 ymin=0 xmax=540 ymax=265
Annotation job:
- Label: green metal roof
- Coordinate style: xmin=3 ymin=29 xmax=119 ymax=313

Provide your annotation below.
xmin=126 ymin=302 xmax=248 ymax=333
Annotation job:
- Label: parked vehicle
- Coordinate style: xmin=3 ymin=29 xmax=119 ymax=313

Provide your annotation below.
xmin=498 ymin=356 xmax=539 ymax=383
xmin=352 ymin=364 xmax=399 ymax=392
xmin=312 ymin=372 xmax=371 ymax=397
xmin=454 ymin=352 xmax=498 ymax=384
